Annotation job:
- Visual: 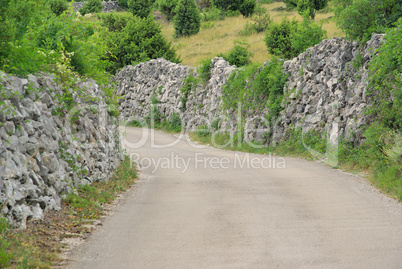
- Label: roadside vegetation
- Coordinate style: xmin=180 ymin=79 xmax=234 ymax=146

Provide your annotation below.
xmin=0 ymin=156 xmax=137 ymax=268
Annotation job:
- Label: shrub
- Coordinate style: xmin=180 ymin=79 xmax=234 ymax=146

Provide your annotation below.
xmin=239 ymin=0 xmax=256 ymax=17
xmin=49 ymin=0 xmax=68 ymax=16
xmin=265 ymin=17 xmax=326 ymax=59
xmin=200 ymin=6 xmax=221 ymax=22
xmin=173 ymin=0 xmax=201 ymax=37
xmin=128 ymin=0 xmax=153 ymax=18
xmin=99 ymin=12 xmax=180 ymax=74
xmin=334 ymin=0 xmax=402 ymax=41
xmin=367 ymin=19 xmax=402 ymax=131
xmin=157 ymin=0 xmax=177 ymax=21
xmin=79 ymin=0 xmax=103 ymax=15
xmin=28 ymin=10 xmax=109 ymax=78
xmin=213 ymin=0 xmax=242 ymax=18
xmin=118 ymin=0 xmax=129 ymax=9
xmin=218 ymin=41 xmax=253 ymax=67
xmin=225 ymin=9 xmax=241 ymax=17
xmin=265 ymin=18 xmax=295 ymax=59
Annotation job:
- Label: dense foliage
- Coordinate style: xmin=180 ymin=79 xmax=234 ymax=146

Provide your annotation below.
xmin=49 ymin=0 xmax=68 ymax=16
xmin=367 ymin=19 xmax=402 ymax=131
xmin=218 ymin=41 xmax=253 ymax=67
xmin=118 ymin=0 xmax=129 ymax=9
xmin=264 ymin=17 xmax=326 ymax=59
xmin=239 ymin=0 xmax=256 ymax=17
xmin=157 ymin=0 xmax=177 ymax=21
xmin=213 ymin=0 xmax=243 ymax=18
xmin=173 ymin=0 xmax=201 ymax=37
xmin=333 ymin=0 xmax=402 ymax=41
xmin=79 ymin=0 xmax=103 ymax=15
xmin=128 ymin=0 xmax=153 ymax=18
xmin=99 ymin=12 xmax=180 ymax=73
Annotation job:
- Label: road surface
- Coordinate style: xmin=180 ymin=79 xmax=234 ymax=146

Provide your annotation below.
xmin=68 ymin=127 xmax=402 ymax=268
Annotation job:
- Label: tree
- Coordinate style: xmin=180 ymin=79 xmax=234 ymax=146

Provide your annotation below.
xmin=99 ymin=12 xmax=180 ymax=73
xmin=218 ymin=41 xmax=253 ymax=67
xmin=239 ymin=0 xmax=256 ymax=17
xmin=283 ymin=0 xmax=328 ymax=20
xmin=173 ymin=0 xmax=201 ymax=37
xmin=334 ymin=0 xmax=402 ymax=41
xmin=128 ymin=0 xmax=153 ymax=18
xmin=158 ymin=0 xmax=177 ymax=21
xmin=265 ymin=17 xmax=326 ymax=59
xmin=80 ymin=0 xmax=103 ymax=15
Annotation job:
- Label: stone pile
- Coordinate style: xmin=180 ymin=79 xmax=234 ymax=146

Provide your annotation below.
xmin=73 ymin=1 xmax=120 ymax=13
xmin=0 ymin=73 xmax=121 ymax=229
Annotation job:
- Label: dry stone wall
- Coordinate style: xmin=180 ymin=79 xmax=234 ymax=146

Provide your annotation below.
xmin=117 ymin=35 xmax=383 ymax=147
xmin=0 ymin=73 xmax=121 ymax=229
xmin=73 ymin=1 xmax=120 ymax=13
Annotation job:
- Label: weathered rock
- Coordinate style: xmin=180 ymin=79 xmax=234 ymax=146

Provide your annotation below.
xmin=0 ymin=73 xmax=121 ymax=228
xmin=117 ymin=35 xmax=383 ymax=148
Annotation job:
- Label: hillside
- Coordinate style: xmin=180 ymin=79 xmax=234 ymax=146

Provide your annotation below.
xmin=160 ymin=1 xmax=340 ymax=66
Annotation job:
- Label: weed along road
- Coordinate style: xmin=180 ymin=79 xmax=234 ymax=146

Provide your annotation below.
xmin=68 ymin=127 xmax=402 ymax=268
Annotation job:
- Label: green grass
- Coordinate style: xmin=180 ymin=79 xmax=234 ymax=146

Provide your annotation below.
xmin=160 ymin=1 xmax=341 ymax=66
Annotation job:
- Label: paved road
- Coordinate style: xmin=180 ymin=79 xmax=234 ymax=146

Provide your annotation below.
xmin=68 ymin=127 xmax=402 ymax=268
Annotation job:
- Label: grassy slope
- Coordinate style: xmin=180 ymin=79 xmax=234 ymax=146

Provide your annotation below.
xmin=160 ymin=2 xmax=341 ymax=66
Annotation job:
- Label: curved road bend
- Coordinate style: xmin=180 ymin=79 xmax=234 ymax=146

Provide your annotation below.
xmin=68 ymin=127 xmax=402 ymax=268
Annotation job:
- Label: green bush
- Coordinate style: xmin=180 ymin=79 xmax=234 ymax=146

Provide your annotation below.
xmin=200 ymin=5 xmax=222 ymax=21
xmin=265 ymin=17 xmax=326 ymax=59
xmin=0 ymin=0 xmax=51 ymax=70
xmin=333 ymin=0 xmax=402 ymax=41
xmin=218 ymin=41 xmax=253 ymax=67
xmin=173 ymin=0 xmax=201 ymax=37
xmin=49 ymin=0 xmax=68 ymax=16
xmin=99 ymin=12 xmax=180 ymax=74
xmin=264 ymin=18 xmax=294 ymax=58
xmin=28 ymin=10 xmax=109 ymax=78
xmin=118 ymin=0 xmax=129 ymax=9
xmin=128 ymin=0 xmax=153 ymax=18
xmin=367 ymin=19 xmax=402 ymax=131
xmin=79 ymin=0 xmax=103 ymax=15
xmin=225 ymin=9 xmax=241 ymax=17
xmin=157 ymin=0 xmax=177 ymax=21
xmin=239 ymin=0 xmax=256 ymax=17
xmin=213 ymin=0 xmax=242 ymax=18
